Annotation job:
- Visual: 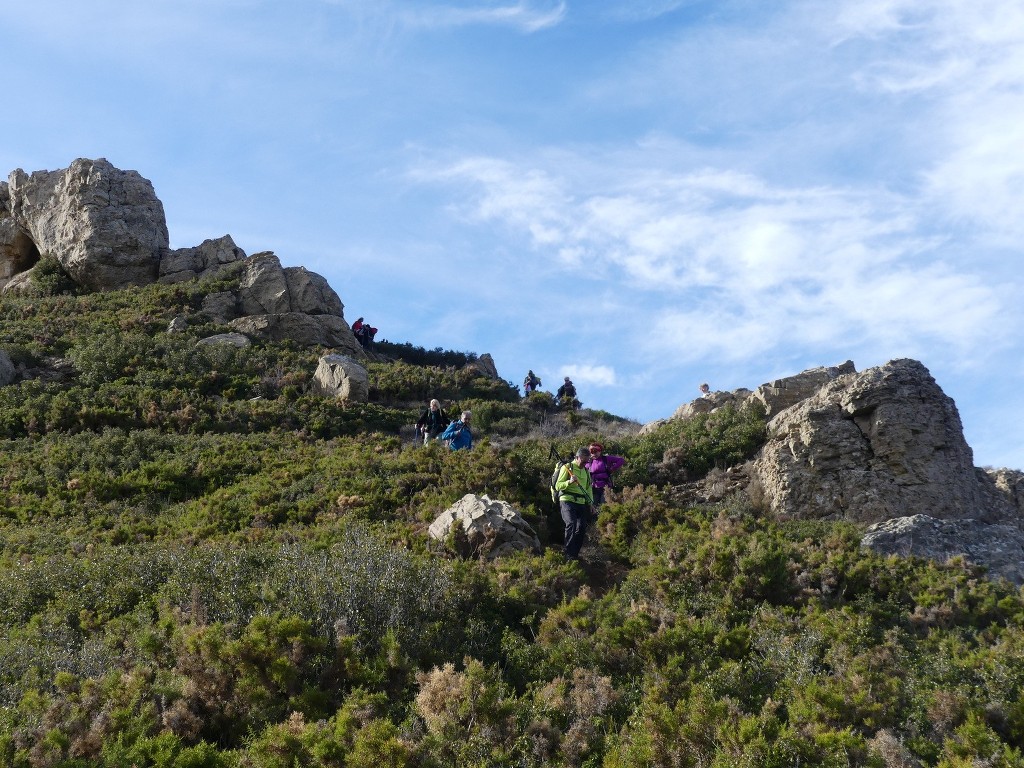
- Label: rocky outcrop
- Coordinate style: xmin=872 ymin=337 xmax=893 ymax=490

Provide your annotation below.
xmin=158 ymin=235 xmax=245 ymax=284
xmin=202 ymin=252 xmax=363 ymax=353
xmin=429 ymin=494 xmax=542 ymax=559
xmin=5 ymin=158 xmax=168 ymax=291
xmin=862 ymin=515 xmax=1024 ymax=586
xmin=752 ymin=359 xmax=1002 ymax=525
xmin=312 ymin=354 xmax=369 ymax=403
xmin=1 ymin=158 xmax=362 ymax=353
xmin=465 ymin=353 xmax=500 ymax=380
xmin=749 ymin=361 xmax=855 ymax=417
xmin=671 ymin=388 xmax=752 ymax=422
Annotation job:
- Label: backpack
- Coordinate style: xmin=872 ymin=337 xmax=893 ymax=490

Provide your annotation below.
xmin=549 ymin=453 xmax=575 ymax=504
xmin=441 ymin=420 xmax=463 ymax=447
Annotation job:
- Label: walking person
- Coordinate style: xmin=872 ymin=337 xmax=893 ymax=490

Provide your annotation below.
xmin=556 ymin=376 xmax=578 ymax=408
xmin=584 ymin=442 xmax=625 ymax=509
xmin=554 ymin=446 xmax=594 ymax=560
xmin=416 ymin=399 xmax=447 ymax=445
xmin=440 ymin=411 xmax=473 ymax=451
xmin=523 ymin=370 xmax=541 ymax=394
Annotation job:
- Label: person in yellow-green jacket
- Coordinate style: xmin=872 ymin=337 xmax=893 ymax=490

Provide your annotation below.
xmin=554 ymin=446 xmax=594 ymax=560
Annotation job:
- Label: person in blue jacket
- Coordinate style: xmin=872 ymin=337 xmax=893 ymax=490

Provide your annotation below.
xmin=441 ymin=411 xmax=473 ymax=450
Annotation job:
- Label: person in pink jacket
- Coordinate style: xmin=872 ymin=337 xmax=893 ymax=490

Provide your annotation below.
xmin=584 ymin=442 xmax=626 ymax=508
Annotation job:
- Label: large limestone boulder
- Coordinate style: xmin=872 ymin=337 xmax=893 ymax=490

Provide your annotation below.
xmin=225 ymin=252 xmax=361 ymax=353
xmin=312 ymin=354 xmax=369 ymax=403
xmin=6 ymin=158 xmax=168 ymax=291
xmin=158 ymin=234 xmax=246 ymax=284
xmin=0 ymin=349 xmax=15 ymax=386
xmin=752 ymin=359 xmax=1008 ymax=524
xmin=862 ymin=515 xmax=1024 ymax=586
xmin=429 ymin=494 xmax=542 ymax=559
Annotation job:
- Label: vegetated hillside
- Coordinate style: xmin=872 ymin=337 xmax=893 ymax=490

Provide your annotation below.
xmin=2 ymin=274 xmax=1024 ymax=768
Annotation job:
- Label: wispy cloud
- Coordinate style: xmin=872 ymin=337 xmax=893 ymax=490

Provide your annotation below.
xmin=600 ymin=1 xmax=694 ymax=23
xmin=329 ymin=0 xmax=567 ymax=32
xmin=414 ymin=146 xmax=1005 ymax=368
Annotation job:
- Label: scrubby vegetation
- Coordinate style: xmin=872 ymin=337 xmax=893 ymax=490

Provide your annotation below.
xmin=2 ymin=279 xmax=1024 ymax=766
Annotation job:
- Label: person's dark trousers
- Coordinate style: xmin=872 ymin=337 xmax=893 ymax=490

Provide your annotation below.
xmin=560 ymin=500 xmax=591 ymax=559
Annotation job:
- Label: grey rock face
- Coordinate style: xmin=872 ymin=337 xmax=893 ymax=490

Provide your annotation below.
xmin=284 ymin=266 xmax=344 ymax=316
xmin=750 ymin=360 xmax=856 ymax=417
xmin=7 ymin=158 xmax=168 ymax=291
xmin=196 ymin=332 xmax=251 ymax=348
xmin=159 ymin=235 xmax=246 ymax=284
xmin=227 ymin=252 xmax=360 ymax=351
xmin=465 ymin=353 xmax=500 ymax=380
xmin=753 ymin=359 xmax=998 ymax=524
xmin=862 ymin=515 xmax=1024 ymax=585
xmin=312 ymin=354 xmax=369 ymax=403
xmin=229 ymin=314 xmax=363 ymax=355
xmin=986 ymin=469 xmax=1024 ymax=517
xmin=0 ymin=349 xmax=15 ymax=386
xmin=201 ymin=292 xmax=240 ymax=324
xmin=429 ymin=494 xmax=542 ymax=559
xmin=238 ymin=252 xmax=292 ymax=315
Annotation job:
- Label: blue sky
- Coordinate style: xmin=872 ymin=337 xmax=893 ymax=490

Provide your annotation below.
xmin=2 ymin=0 xmax=1022 ymax=469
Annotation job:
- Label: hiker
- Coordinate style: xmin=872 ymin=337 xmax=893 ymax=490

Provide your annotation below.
xmin=554 ymin=446 xmax=594 ymax=560
xmin=523 ymin=370 xmax=541 ymax=394
xmin=440 ymin=410 xmax=473 ymax=451
xmin=416 ymin=399 xmax=448 ymax=445
xmin=700 ymin=382 xmax=712 ymax=398
xmin=584 ymin=442 xmax=625 ymax=509
xmin=352 ymin=318 xmax=377 ymax=349
xmin=555 ymin=376 xmax=577 ymax=407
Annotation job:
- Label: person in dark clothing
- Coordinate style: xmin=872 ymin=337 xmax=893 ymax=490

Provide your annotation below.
xmin=523 ymin=370 xmax=541 ymax=393
xmin=416 ymin=399 xmax=447 ymax=445
xmin=555 ymin=376 xmax=577 ymax=407
xmin=553 ymin=446 xmax=594 ymax=560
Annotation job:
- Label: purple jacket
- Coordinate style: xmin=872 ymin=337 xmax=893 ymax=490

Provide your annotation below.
xmin=585 ymin=454 xmax=625 ymax=489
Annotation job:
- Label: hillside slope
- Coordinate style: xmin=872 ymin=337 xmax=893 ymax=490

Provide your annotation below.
xmin=3 ymin=276 xmax=1024 ymax=766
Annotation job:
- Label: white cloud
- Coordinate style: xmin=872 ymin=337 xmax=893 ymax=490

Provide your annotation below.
xmin=561 ymin=365 xmax=618 ymax=387
xmin=415 ymin=145 xmax=1006 ymax=370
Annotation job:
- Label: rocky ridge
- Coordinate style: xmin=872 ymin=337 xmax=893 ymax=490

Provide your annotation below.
xmin=0 ymin=159 xmax=360 ymax=355
xmin=655 ymin=359 xmax=1024 ymax=584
